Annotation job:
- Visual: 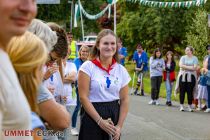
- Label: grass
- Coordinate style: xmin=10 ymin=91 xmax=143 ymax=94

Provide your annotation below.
xmin=125 ymin=61 xmax=179 ymax=102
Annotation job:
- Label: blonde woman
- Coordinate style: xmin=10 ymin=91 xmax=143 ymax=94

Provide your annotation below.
xmin=71 ymin=45 xmax=90 ymax=135
xmin=7 ymin=31 xmax=48 ymax=140
xmin=78 ymin=29 xmax=130 ymax=140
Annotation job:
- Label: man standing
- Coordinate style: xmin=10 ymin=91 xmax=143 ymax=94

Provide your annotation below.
xmin=117 ymin=38 xmax=127 ymax=66
xmin=67 ymin=32 xmax=78 ymax=61
xmin=0 ymin=0 xmax=37 ymax=139
xmin=132 ymin=43 xmax=148 ymax=96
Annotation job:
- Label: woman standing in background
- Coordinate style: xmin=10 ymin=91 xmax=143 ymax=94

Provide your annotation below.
xmin=71 ymin=45 xmax=90 ymax=136
xmin=175 ymin=46 xmax=198 ymax=112
xmin=149 ymin=48 xmax=165 ymax=105
xmin=163 ymin=51 xmax=176 ymax=106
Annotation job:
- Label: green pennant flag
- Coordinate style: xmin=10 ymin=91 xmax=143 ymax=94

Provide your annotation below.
xmin=168 ymin=2 xmax=172 ymax=8
xmin=126 ymin=0 xmax=207 ymax=8
xmin=107 ymin=0 xmax=113 ymax=4
xmin=174 ymin=2 xmax=178 ymax=8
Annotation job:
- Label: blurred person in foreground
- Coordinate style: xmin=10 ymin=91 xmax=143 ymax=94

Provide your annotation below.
xmin=0 ymin=1 xmax=37 ymax=140
xmin=7 ymin=31 xmax=48 ymax=140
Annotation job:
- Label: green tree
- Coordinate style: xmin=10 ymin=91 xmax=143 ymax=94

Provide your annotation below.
xmin=185 ymin=8 xmax=208 ymax=60
xmin=116 ymin=1 xmax=205 ymax=57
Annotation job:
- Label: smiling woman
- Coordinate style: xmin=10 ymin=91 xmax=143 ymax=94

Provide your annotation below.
xmin=78 ymin=29 xmax=131 ymax=140
xmin=0 ymin=0 xmax=37 ymax=45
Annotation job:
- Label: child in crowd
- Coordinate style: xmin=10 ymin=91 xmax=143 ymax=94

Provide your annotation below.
xmin=196 ymin=68 xmax=208 ymax=111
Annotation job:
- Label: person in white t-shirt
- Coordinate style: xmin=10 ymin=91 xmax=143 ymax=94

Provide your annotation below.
xmin=78 ymin=29 xmax=131 ymax=140
xmin=0 ymin=1 xmax=37 ymax=140
xmin=62 ymin=53 xmax=77 ymax=139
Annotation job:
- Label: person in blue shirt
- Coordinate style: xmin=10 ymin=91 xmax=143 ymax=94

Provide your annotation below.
xmin=117 ymin=38 xmax=127 ymax=66
xmin=132 ymin=43 xmax=148 ymax=96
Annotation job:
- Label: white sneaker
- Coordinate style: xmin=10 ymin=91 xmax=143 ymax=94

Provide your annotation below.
xmin=187 ymin=106 xmax=193 ymax=112
xmin=196 ymin=107 xmax=201 ymax=111
xmin=180 ymin=105 xmax=184 ymax=111
xmin=71 ymin=128 xmax=79 ymax=136
xmin=155 ymin=100 xmax=160 ymax=105
xmin=148 ymin=100 xmax=155 ymax=105
xmin=204 ymin=108 xmax=210 ymax=113
xmin=191 ymin=104 xmax=195 ymax=109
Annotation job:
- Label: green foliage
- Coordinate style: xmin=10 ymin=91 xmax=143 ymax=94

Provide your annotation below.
xmin=37 ymin=0 xmax=105 ymax=39
xmin=185 ymin=8 xmax=208 ymax=60
xmin=117 ymin=1 xmax=199 ymax=56
xmin=37 ymin=0 xmax=70 ymax=25
xmin=36 ymin=0 xmax=210 ymax=56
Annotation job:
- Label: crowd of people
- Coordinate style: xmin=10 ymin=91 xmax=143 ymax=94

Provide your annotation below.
xmin=0 ymin=1 xmax=209 ymax=140
xmin=131 ymin=44 xmax=210 ymax=113
xmin=0 ymin=1 xmax=129 ymax=140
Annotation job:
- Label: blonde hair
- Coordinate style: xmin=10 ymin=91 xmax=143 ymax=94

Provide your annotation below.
xmin=78 ymin=45 xmax=90 ymax=58
xmin=89 ymin=29 xmax=119 ymax=62
xmin=7 ymin=31 xmax=48 ymax=113
xmin=28 ymin=19 xmax=57 ymax=52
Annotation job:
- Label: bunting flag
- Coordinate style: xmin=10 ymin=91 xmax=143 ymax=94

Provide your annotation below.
xmin=74 ymin=4 xmax=79 ymax=27
xmin=78 ymin=0 xmax=118 ymax=20
xmin=125 ymin=0 xmax=207 ymax=8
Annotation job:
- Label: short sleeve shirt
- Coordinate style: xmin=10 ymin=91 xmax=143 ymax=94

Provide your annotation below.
xmin=37 ymin=85 xmax=54 ymax=104
xmin=79 ymin=61 xmax=131 ymax=102
xmin=0 ymin=49 xmax=32 ymax=140
xmin=180 ymin=55 xmax=198 ymax=67
xmin=63 ymin=62 xmax=77 ymax=106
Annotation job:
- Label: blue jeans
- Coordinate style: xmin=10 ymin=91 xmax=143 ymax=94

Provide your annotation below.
xmin=165 ymin=73 xmax=173 ymax=102
xmin=207 ymin=86 xmax=210 ymax=108
xmin=72 ymin=87 xmax=81 ymax=128
xmin=62 ymin=106 xmax=75 ymax=140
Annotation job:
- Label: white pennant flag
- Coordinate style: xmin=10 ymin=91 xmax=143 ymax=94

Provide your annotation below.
xmin=74 ymin=4 xmax=79 ymax=27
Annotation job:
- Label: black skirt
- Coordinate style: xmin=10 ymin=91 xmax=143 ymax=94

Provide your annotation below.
xmin=78 ymin=100 xmax=120 ymax=140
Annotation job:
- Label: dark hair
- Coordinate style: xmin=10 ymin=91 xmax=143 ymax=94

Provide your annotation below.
xmin=47 ymin=22 xmax=68 ymax=58
xmin=137 ymin=43 xmax=143 ymax=49
xmin=117 ymin=37 xmax=122 ymax=43
xmin=52 ymin=31 xmax=68 ymax=58
xmin=206 ymin=44 xmax=210 ymax=50
xmin=153 ymin=48 xmax=162 ymax=59
xmin=89 ymin=29 xmax=119 ymax=62
xmin=165 ymin=51 xmax=174 ymax=62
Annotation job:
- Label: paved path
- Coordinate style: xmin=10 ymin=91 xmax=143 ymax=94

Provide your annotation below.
xmin=70 ymin=94 xmax=210 ymax=140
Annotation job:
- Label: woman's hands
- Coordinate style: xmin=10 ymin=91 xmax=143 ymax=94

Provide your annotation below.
xmin=98 ymin=119 xmax=116 ymax=136
xmin=44 ymin=63 xmax=59 ymax=80
xmin=179 ymin=64 xmax=197 ymax=71
xmin=112 ymin=125 xmax=121 ymax=140
xmin=98 ymin=118 xmax=121 ymax=140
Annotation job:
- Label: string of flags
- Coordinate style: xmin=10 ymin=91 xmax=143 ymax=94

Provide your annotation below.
xmin=77 ymin=0 xmax=118 ymax=20
xmin=125 ymin=0 xmax=207 ymax=8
